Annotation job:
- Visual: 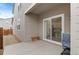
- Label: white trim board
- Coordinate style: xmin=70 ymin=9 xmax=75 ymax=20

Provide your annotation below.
xmin=24 ymin=3 xmax=36 ymax=14
xmin=43 ymin=39 xmax=62 ymax=46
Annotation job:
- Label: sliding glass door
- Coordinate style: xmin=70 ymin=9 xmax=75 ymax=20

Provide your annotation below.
xmin=43 ymin=14 xmax=64 ymax=45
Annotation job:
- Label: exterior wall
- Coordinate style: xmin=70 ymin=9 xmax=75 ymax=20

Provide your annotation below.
xmin=71 ymin=3 xmax=79 ymax=55
xmin=13 ymin=3 xmax=37 ymax=42
xmin=13 ymin=3 xmax=70 ymax=42
xmin=38 ymin=4 xmax=70 ymax=39
xmin=25 ymin=14 xmax=39 ymax=41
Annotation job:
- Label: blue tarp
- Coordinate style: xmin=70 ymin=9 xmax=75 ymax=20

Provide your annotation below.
xmin=62 ymin=33 xmax=70 ymax=49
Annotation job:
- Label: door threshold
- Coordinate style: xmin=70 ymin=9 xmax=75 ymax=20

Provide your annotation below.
xmin=43 ymin=39 xmax=62 ymax=46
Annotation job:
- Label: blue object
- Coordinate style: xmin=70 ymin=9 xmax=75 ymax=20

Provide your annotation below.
xmin=62 ymin=33 xmax=70 ymax=49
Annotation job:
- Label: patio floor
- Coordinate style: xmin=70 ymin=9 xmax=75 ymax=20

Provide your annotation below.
xmin=3 ymin=40 xmax=63 ymax=55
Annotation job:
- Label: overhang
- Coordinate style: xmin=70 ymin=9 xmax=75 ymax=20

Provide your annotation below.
xmin=25 ymin=3 xmax=69 ymax=15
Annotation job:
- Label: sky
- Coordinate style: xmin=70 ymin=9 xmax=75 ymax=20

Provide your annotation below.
xmin=0 ymin=3 xmax=14 ymax=19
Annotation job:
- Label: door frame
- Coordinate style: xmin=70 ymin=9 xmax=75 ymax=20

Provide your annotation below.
xmin=43 ymin=14 xmax=64 ymax=46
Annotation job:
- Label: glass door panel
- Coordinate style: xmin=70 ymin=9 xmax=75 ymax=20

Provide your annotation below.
xmin=44 ymin=20 xmax=51 ymax=40
xmin=51 ymin=17 xmax=61 ymax=42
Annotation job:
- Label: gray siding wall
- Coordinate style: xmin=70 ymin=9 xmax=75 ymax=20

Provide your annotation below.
xmin=13 ymin=3 xmax=70 ymax=42
xmin=13 ymin=3 xmax=33 ymax=42
xmin=25 ymin=14 xmax=39 ymax=41
xmin=38 ymin=4 xmax=70 ymax=39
